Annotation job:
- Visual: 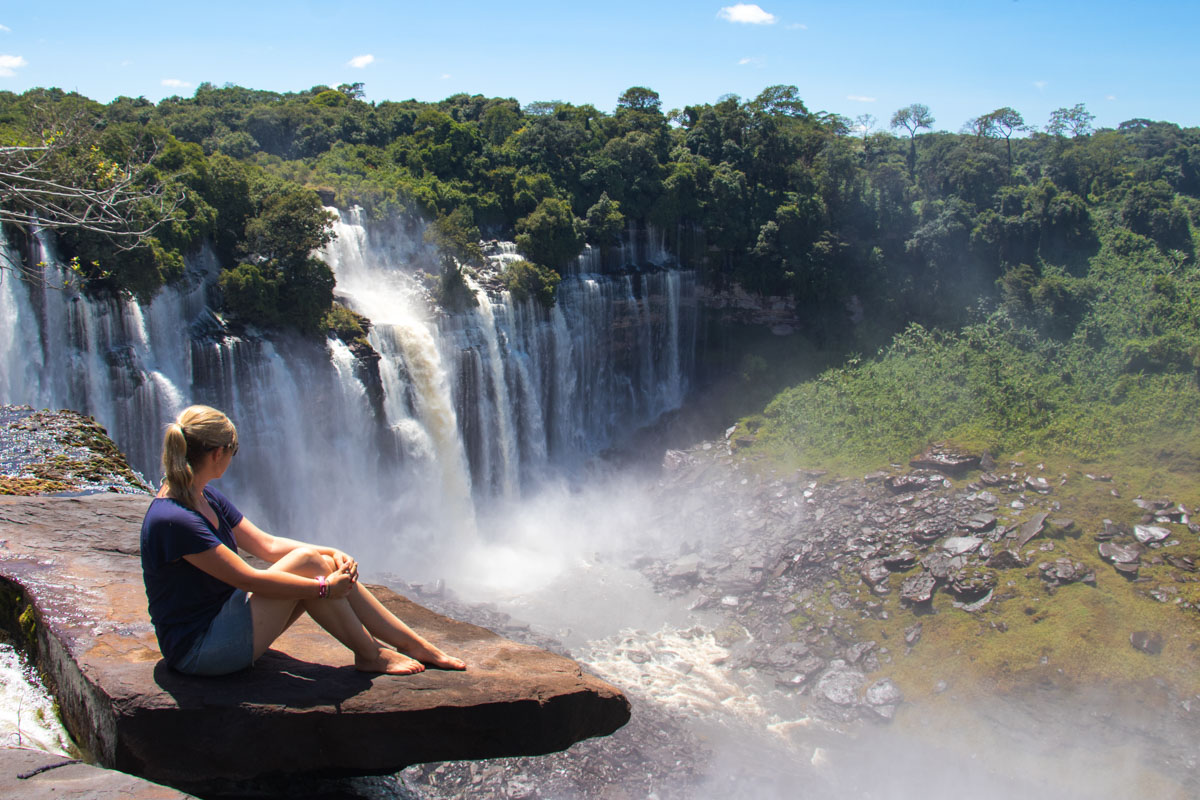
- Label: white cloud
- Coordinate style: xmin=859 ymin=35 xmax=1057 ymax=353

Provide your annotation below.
xmin=1106 ymin=94 xmax=1117 ymax=101
xmin=718 ymin=4 xmax=777 ymax=24
xmin=1033 ymin=80 xmax=1048 ymax=90
xmin=347 ymin=54 xmax=374 ymax=69
xmin=441 ymin=73 xmax=451 ymax=80
xmin=786 ymin=22 xmax=807 ymax=30
xmin=0 ymin=53 xmax=26 ymax=77
xmin=161 ymin=78 xmax=191 ymax=89
xmin=847 ymin=94 xmax=876 ymax=103
xmin=0 ymin=24 xmax=11 ymax=32
xmin=737 ymin=56 xmax=765 ymax=67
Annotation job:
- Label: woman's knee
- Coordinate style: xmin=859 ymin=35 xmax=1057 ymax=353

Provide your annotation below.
xmin=273 ymin=546 xmax=334 ymax=576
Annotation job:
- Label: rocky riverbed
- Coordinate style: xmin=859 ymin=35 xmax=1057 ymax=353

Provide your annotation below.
xmin=390 ymin=435 xmax=1200 ymax=799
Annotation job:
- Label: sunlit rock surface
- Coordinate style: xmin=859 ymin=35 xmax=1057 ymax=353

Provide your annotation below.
xmin=0 ymin=749 xmax=194 ymax=799
xmin=0 ymin=493 xmax=630 ymax=794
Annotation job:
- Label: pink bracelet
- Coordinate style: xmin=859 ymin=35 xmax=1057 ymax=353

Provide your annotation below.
xmin=317 ymin=574 xmax=328 ymax=599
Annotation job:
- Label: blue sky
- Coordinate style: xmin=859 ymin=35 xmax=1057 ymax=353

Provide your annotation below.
xmin=2 ymin=1 xmax=1197 ymax=133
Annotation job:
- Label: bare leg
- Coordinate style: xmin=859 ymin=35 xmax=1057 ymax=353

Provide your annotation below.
xmin=348 ymin=583 xmax=466 ymax=670
xmin=249 ymin=548 xmax=424 ymax=674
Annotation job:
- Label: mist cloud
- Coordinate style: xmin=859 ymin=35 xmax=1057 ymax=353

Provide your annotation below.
xmin=718 ymin=4 xmax=777 ymax=25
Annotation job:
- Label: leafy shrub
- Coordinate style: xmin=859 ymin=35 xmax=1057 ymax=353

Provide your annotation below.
xmin=503 ymin=259 xmax=561 ymax=308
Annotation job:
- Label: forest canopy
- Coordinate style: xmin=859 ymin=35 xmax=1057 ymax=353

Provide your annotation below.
xmin=0 ymin=83 xmax=1196 ymax=345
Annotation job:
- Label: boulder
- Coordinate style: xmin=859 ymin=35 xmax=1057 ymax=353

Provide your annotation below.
xmin=0 ymin=494 xmax=630 ymax=794
xmin=908 ymin=443 xmax=980 ymax=476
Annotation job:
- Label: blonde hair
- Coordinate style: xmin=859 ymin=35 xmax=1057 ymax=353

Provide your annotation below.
xmin=161 ymin=405 xmax=238 ymax=507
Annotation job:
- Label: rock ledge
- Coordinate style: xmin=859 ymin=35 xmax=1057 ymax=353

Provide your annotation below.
xmin=0 ymin=493 xmax=630 ymax=794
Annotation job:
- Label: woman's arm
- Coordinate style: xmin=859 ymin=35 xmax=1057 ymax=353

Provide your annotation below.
xmin=183 ymin=544 xmax=351 ymax=599
xmin=233 ymin=518 xmax=358 ymax=581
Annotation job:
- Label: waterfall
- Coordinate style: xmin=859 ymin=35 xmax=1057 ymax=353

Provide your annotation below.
xmin=0 ymin=211 xmax=698 ymax=573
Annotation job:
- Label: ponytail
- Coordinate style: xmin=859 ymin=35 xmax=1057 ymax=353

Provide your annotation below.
xmin=160 ymin=406 xmax=238 ymax=508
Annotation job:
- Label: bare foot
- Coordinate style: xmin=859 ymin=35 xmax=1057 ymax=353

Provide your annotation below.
xmin=356 ymin=648 xmax=425 ymax=675
xmin=402 ymin=639 xmax=467 ymax=670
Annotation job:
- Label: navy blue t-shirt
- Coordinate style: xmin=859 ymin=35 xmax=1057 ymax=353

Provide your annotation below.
xmin=140 ymin=486 xmax=245 ymax=666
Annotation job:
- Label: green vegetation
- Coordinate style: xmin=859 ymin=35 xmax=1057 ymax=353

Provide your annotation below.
xmin=756 ymin=208 xmax=1200 ymax=474
xmin=502 ymin=259 xmax=561 ymax=308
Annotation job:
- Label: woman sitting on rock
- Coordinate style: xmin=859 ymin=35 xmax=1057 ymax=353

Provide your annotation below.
xmin=140 ymin=405 xmax=466 ymax=677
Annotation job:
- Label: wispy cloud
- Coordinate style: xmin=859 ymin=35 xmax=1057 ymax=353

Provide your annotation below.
xmin=0 ymin=24 xmax=11 ymax=33
xmin=1033 ymin=80 xmax=1048 ymax=90
xmin=161 ymin=78 xmax=191 ymax=89
xmin=786 ymin=22 xmax=807 ymax=30
xmin=738 ymin=56 xmax=765 ymax=67
xmin=1106 ymin=94 xmax=1117 ymax=101
xmin=0 ymin=54 xmax=26 ymax=77
xmin=718 ymin=4 xmax=777 ymax=24
xmin=440 ymin=73 xmax=451 ymax=80
xmin=347 ymin=54 xmax=375 ymax=69
xmin=847 ymin=94 xmax=876 ymax=103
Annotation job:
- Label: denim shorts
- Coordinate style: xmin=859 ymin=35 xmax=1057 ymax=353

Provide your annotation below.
xmin=175 ymin=589 xmax=254 ymax=676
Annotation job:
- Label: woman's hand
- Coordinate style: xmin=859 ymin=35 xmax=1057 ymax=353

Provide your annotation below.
xmin=328 ymin=549 xmax=359 ymax=583
xmin=326 ymin=563 xmax=356 ymax=599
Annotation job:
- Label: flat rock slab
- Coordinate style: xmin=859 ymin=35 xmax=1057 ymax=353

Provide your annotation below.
xmin=0 ymin=494 xmax=630 ymax=793
xmin=0 ymin=748 xmax=195 ymax=799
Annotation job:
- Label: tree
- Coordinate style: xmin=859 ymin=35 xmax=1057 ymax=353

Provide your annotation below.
xmin=1046 ymin=103 xmax=1095 ymax=138
xmin=890 ymin=103 xmax=935 ymax=139
xmin=975 ymin=107 xmax=1027 ymax=166
xmin=616 ymin=87 xmax=662 ymax=114
xmin=749 ymin=85 xmax=809 ymax=118
xmin=584 ymin=191 xmax=625 ymax=247
xmin=854 ymin=114 xmax=877 ymax=141
xmin=890 ymin=103 xmax=935 ymax=175
xmin=0 ymin=111 xmax=179 ymax=280
xmin=515 ymin=197 xmax=584 ymax=271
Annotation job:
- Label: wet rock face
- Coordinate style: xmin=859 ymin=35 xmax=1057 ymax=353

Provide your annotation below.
xmin=0 ymin=494 xmax=630 ymax=794
xmin=0 ymin=405 xmax=150 ymax=496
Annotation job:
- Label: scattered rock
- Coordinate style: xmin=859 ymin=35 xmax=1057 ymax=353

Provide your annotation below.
xmin=858 ymin=559 xmax=891 ymax=593
xmin=964 ymin=513 xmax=998 ymax=533
xmin=949 ymin=567 xmax=997 ymax=600
xmin=985 ymin=549 xmax=1025 ymax=570
xmin=815 ymin=665 xmax=866 ymax=706
xmin=1016 ymin=512 xmax=1050 ymax=548
xmin=1038 ymin=559 xmax=1095 ymax=587
xmin=1099 ymin=541 xmax=1144 ymax=565
xmin=900 ymin=573 xmax=937 ymax=605
xmin=941 ymin=536 xmax=982 ymax=556
xmin=1130 ymin=631 xmax=1164 ymax=655
xmin=1134 ymin=525 xmax=1171 ymax=544
xmin=909 ymin=443 xmax=980 ymax=476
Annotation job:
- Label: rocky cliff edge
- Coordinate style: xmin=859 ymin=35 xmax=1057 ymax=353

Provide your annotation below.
xmin=0 ymin=492 xmax=630 ymax=794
